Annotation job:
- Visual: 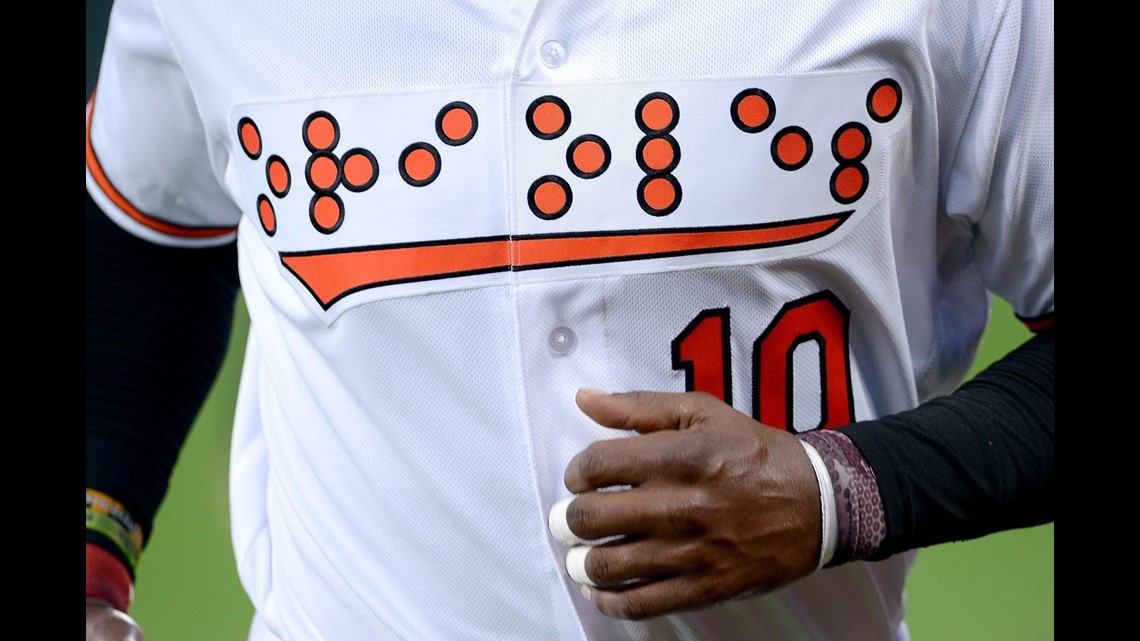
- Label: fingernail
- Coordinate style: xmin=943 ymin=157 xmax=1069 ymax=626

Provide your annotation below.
xmin=581 ymin=585 xmax=592 ymax=600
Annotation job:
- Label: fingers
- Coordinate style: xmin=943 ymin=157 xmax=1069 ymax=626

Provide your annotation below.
xmin=564 ymin=429 xmax=706 ymax=493
xmin=575 ymin=388 xmax=716 ymax=434
xmin=562 ymin=540 xmax=746 ymax=621
xmin=564 ymin=538 xmax=696 ymax=589
xmin=583 ymin=573 xmax=739 ymax=621
xmin=549 ymin=488 xmax=705 ymax=545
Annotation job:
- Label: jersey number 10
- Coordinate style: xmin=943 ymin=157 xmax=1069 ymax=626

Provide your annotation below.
xmin=671 ymin=291 xmax=855 ymax=433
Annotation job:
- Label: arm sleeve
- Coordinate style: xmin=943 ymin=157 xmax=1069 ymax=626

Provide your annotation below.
xmin=838 ymin=326 xmax=1052 ymax=559
xmin=86 ymin=0 xmax=243 ymax=560
xmin=85 ymin=192 xmax=240 ymax=545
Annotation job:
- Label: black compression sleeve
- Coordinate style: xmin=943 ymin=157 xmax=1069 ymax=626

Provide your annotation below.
xmin=839 ymin=327 xmax=1054 ymax=559
xmin=85 ymin=193 xmax=240 ymax=540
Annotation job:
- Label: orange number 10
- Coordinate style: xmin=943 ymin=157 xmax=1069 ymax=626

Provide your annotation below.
xmin=671 ymin=291 xmax=855 ymax=432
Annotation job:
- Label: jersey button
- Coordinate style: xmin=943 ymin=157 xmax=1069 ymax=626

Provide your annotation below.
xmin=540 ymin=40 xmax=567 ymax=68
xmin=548 ymin=326 xmax=577 ymax=355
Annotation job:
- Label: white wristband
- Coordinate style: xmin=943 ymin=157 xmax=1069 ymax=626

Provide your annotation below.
xmin=799 ymin=438 xmax=837 ymax=569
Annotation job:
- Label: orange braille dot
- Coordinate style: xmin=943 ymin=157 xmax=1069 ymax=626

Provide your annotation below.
xmin=868 ymin=80 xmax=902 ymax=122
xmin=342 ymin=150 xmax=377 ymax=190
xmin=257 ymin=196 xmax=276 ymax=235
xmin=441 ymin=108 xmax=473 ymax=142
xmin=736 ymin=95 xmax=770 ymax=129
xmin=308 ymin=155 xmax=339 ymax=191
xmin=641 ymin=137 xmax=675 ymax=172
xmin=404 ymin=148 xmax=437 ymax=182
xmin=643 ymin=176 xmax=676 ymax=211
xmin=778 ymin=134 xmax=807 ymax=164
xmin=532 ymin=101 xmax=566 ymax=136
xmin=773 ymin=128 xmax=812 ymax=170
xmin=239 ymin=119 xmax=261 ymax=158
xmin=534 ymin=180 xmax=568 ymax=215
xmin=267 ymin=157 xmax=290 ymax=195
xmin=570 ymin=139 xmax=608 ymax=177
xmin=641 ymin=98 xmax=674 ymax=132
xmin=305 ymin=114 xmax=337 ymax=151
xmin=312 ymin=195 xmax=343 ymax=231
xmin=833 ymin=166 xmax=866 ymax=201
xmin=872 ymin=86 xmax=898 ymax=119
xmin=836 ymin=128 xmax=866 ymax=161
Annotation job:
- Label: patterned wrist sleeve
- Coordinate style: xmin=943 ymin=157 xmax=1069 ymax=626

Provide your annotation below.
xmin=798 ymin=430 xmax=886 ymax=566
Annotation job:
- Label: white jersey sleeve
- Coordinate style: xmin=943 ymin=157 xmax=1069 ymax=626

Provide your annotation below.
xmin=942 ymin=0 xmax=1053 ymax=321
xmin=85 ymin=0 xmax=241 ymax=247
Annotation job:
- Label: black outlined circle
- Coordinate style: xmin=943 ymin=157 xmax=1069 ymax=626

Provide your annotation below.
xmin=265 ymin=155 xmax=291 ymax=198
xmin=831 ymin=122 xmax=871 ymax=163
xmin=302 ymin=111 xmax=340 ymax=152
xmin=771 ymin=126 xmax=813 ymax=171
xmin=527 ymin=175 xmax=573 ymax=220
xmin=436 ymin=101 xmax=479 ymax=146
xmin=867 ymin=79 xmax=902 ymax=123
xmin=398 ymin=142 xmax=442 ymax=187
xmin=566 ymin=134 xmax=612 ymax=179
xmin=305 ymin=151 xmax=342 ymax=193
xmin=730 ymin=88 xmax=776 ymax=134
xmin=256 ymin=194 xmax=276 ymax=236
xmin=637 ymin=172 xmax=682 ymax=217
xmin=309 ymin=192 xmax=345 ymax=234
xmin=636 ymin=134 xmax=681 ymax=174
xmin=526 ymin=96 xmax=572 ymax=140
xmin=237 ymin=117 xmax=262 ymax=159
xmin=829 ymin=164 xmax=869 ymax=204
xmin=635 ymin=92 xmax=680 ymax=135
xmin=341 ymin=148 xmax=379 ymax=192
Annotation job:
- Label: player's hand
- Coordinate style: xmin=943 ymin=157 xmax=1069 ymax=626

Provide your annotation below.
xmin=87 ymin=598 xmax=147 ymax=641
xmin=553 ymin=389 xmax=821 ymax=620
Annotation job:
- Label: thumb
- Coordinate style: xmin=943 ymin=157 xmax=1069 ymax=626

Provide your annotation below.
xmin=574 ymin=389 xmax=711 ymax=433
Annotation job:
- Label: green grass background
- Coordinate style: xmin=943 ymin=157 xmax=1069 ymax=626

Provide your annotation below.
xmin=127 ymin=298 xmax=1053 ymax=640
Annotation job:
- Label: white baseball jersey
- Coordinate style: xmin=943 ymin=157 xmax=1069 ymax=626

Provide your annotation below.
xmin=86 ymin=1 xmax=1053 ymax=639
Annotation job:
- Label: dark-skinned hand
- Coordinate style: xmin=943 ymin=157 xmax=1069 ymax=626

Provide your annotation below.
xmin=551 ymin=389 xmax=822 ymax=620
xmin=87 ymin=598 xmax=146 ymax=641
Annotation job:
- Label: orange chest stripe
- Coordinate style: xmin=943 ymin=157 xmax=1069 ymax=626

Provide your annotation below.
xmin=514 ymin=216 xmax=843 ymax=268
xmin=282 ymin=237 xmax=511 ymax=305
xmin=281 ymin=213 xmax=849 ymax=308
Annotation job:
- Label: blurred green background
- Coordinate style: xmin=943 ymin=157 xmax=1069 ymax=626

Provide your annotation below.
xmin=89 ymin=5 xmax=1052 ymax=638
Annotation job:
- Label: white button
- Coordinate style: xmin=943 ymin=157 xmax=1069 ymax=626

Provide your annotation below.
xmin=548 ymin=326 xmax=577 ymax=355
xmin=541 ymin=40 xmax=567 ymax=68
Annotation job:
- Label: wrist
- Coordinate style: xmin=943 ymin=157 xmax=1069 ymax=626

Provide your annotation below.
xmin=86 ymin=488 xmax=143 ymax=612
xmin=798 ymin=429 xmax=886 ymax=566
xmin=86 ymin=542 xmax=134 ymax=612
xmin=797 ymin=437 xmax=837 ymax=569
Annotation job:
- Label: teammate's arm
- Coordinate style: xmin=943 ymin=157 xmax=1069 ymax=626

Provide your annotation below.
xmin=86 ymin=192 xmax=241 ymax=636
